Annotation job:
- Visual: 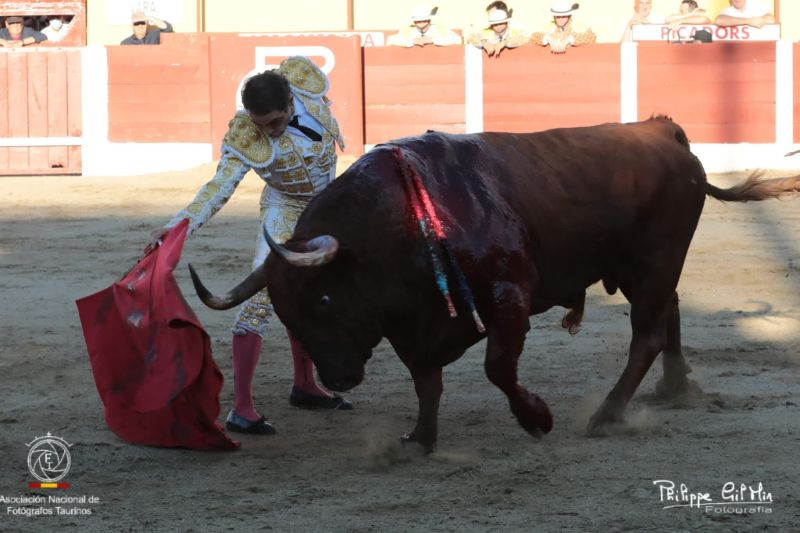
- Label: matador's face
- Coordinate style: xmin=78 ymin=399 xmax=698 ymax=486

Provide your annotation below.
xmin=248 ymin=94 xmax=294 ymax=139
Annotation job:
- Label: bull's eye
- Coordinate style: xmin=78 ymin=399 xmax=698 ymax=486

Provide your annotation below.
xmin=319 ymin=295 xmax=331 ymax=308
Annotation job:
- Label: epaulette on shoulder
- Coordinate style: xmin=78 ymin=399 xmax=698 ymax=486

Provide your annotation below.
xmin=222 ymin=112 xmax=274 ymax=166
xmin=279 ymin=56 xmax=329 ymax=99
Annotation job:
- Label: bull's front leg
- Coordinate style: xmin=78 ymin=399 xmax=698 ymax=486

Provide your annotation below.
xmin=400 ymin=365 xmax=443 ymax=454
xmin=485 ymin=281 xmax=553 ymax=437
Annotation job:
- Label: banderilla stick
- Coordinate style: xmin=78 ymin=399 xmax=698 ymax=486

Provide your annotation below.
xmin=393 ymin=147 xmax=457 ymax=317
xmin=394 ymin=147 xmax=486 ymax=333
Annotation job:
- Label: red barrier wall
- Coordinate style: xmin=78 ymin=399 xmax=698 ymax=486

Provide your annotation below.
xmin=638 ymin=42 xmax=775 ymax=143
xmin=363 ymin=46 xmax=465 ymax=145
xmin=208 ymin=34 xmax=364 ymax=158
xmin=483 ymin=44 xmax=621 ymax=133
xmin=0 ymin=49 xmax=81 ymax=175
xmin=795 ymin=43 xmax=800 ymax=144
xmin=107 ymin=34 xmax=211 ymax=143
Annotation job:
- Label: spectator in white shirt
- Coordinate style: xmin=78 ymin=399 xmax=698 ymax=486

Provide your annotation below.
xmin=41 ymin=15 xmax=71 ymax=43
xmin=715 ymin=0 xmax=775 ymax=28
xmin=621 ymin=0 xmax=666 ymax=42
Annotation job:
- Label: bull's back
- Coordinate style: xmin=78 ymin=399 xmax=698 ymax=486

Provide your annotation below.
xmin=408 ymin=120 xmax=706 ymax=298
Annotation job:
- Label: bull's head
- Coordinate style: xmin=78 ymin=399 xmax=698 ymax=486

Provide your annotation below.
xmin=189 ymin=226 xmax=381 ymax=392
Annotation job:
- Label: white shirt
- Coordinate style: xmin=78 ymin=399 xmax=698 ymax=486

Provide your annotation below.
xmin=621 ymin=13 xmax=666 ymax=42
xmin=719 ymin=1 xmax=770 ymax=18
xmin=287 ymin=96 xmax=324 ymax=139
xmin=42 ymin=22 xmax=71 ymax=43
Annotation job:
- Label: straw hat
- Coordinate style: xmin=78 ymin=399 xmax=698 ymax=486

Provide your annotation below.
xmin=411 ymin=5 xmax=438 ymax=22
xmin=550 ymin=1 xmax=579 ymax=16
xmin=487 ymin=7 xmax=512 ymax=24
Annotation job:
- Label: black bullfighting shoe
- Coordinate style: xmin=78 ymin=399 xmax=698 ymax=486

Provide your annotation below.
xmin=288 ymin=387 xmax=354 ymax=410
xmin=225 ymin=410 xmax=277 ymax=435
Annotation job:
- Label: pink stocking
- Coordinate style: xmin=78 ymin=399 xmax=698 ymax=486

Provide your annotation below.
xmin=232 ymin=332 xmax=262 ymax=421
xmin=288 ymin=329 xmax=330 ymax=397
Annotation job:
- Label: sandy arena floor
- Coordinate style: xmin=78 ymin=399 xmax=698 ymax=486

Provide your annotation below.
xmin=1 ymin=162 xmax=799 ymax=532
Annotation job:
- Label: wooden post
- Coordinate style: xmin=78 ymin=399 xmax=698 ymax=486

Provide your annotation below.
xmin=197 ymin=0 xmax=206 ymax=32
xmin=347 ymin=0 xmax=354 ymax=31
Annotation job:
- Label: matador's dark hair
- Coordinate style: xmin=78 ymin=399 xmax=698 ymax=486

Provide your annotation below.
xmin=241 ymin=70 xmax=291 ymax=115
xmin=486 ymin=1 xmax=509 ymax=13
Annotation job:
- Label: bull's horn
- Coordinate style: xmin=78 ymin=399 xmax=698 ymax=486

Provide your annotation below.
xmin=264 ymin=225 xmax=339 ymax=267
xmin=188 ymin=263 xmax=268 ymax=310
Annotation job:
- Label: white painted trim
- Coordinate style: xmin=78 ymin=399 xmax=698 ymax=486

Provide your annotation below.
xmin=620 ymin=42 xmax=638 ymax=123
xmin=80 ymin=46 xmax=109 ymax=176
xmin=464 ymin=44 xmax=484 ymax=133
xmin=0 ymin=137 xmax=82 ymax=147
xmin=82 ymin=143 xmax=214 ymax=176
xmin=775 ymin=40 xmax=793 ymax=146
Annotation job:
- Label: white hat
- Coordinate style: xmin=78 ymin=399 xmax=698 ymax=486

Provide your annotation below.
xmin=550 ymin=1 xmax=579 ymax=16
xmin=411 ymin=5 xmax=438 ymax=22
xmin=487 ymin=7 xmax=512 ymax=25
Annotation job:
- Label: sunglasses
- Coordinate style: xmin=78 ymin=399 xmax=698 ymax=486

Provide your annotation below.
xmin=133 ymin=21 xmax=147 ymax=26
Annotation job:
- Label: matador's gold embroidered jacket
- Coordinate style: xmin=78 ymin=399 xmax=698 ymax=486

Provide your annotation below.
xmin=166 ymin=56 xmax=345 ymax=238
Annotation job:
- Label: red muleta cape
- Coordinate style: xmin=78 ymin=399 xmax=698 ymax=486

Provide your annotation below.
xmin=76 ymin=220 xmax=238 ymax=450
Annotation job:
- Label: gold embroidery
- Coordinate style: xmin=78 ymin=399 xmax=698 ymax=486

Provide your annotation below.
xmin=279 ymin=57 xmax=327 ymax=97
xmin=278 ymin=136 xmax=292 ymax=151
xmin=223 ymin=113 xmax=273 ymax=165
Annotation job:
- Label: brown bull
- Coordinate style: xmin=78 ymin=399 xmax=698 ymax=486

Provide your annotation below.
xmin=190 ymin=117 xmax=800 ymax=452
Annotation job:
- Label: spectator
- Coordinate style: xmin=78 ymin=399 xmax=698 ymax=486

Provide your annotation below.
xmin=386 ymin=5 xmax=462 ymax=47
xmin=41 ymin=15 xmax=72 ymax=43
xmin=621 ymin=0 xmax=666 ymax=42
xmin=666 ymin=1 xmax=711 ymax=25
xmin=714 ymin=0 xmax=775 ymax=28
xmin=120 ymin=11 xmax=173 ymax=45
xmin=466 ymin=1 xmax=529 ymax=58
xmin=0 ymin=15 xmax=47 ymax=47
xmin=531 ymin=2 xmax=596 ymax=54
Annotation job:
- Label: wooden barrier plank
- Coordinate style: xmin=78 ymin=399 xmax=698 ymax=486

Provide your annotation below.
xmin=364 ymin=64 xmax=465 ymax=87
xmin=0 ymin=53 xmax=8 ymax=170
xmin=366 ymin=103 xmax=467 ymax=125
xmin=638 ymin=42 xmax=775 ymax=143
xmin=364 ymin=82 xmax=464 ymax=105
xmin=27 ymin=52 xmax=50 ymax=170
xmin=7 ymin=53 xmax=29 ymax=171
xmin=483 ymin=44 xmax=620 ymax=133
xmin=109 ymin=122 xmax=212 ymax=143
xmin=108 ymin=41 xmax=211 ymax=143
xmin=366 ymin=123 xmax=465 ymax=141
xmin=46 ymin=51 xmax=69 ymax=171
xmin=364 ymin=46 xmax=465 ymax=66
xmin=109 ymin=83 xmax=211 ymax=103
xmin=107 ymin=45 xmax=210 ymax=85
xmin=488 ymin=81 xmax=620 ymax=104
xmin=109 ymin=100 xmax=211 ymax=124
xmin=364 ymin=45 xmax=465 ymax=145
xmin=66 ymin=50 xmax=82 ymax=172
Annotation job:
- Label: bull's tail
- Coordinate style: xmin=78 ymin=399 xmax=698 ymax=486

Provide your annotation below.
xmin=706 ymin=171 xmax=800 ymax=202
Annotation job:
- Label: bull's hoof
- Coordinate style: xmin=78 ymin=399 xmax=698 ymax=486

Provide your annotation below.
xmin=399 ymin=432 xmax=435 ymax=455
xmin=511 ymin=390 xmax=553 ymax=437
xmin=586 ymin=411 xmax=624 ymax=437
